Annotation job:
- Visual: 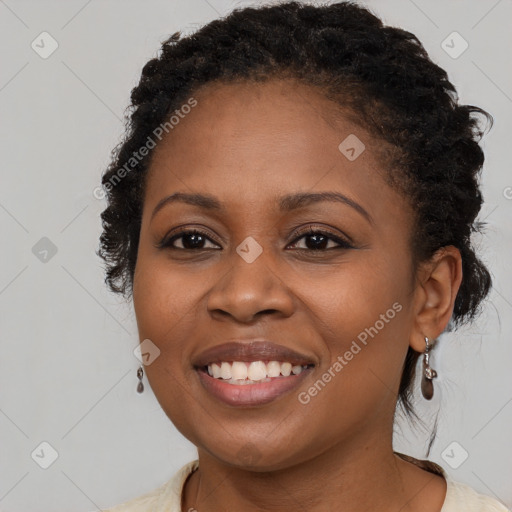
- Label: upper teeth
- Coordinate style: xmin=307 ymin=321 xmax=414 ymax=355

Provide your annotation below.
xmin=207 ymin=361 xmax=307 ymax=380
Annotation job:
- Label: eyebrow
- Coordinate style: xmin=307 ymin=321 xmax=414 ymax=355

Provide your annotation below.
xmin=151 ymin=191 xmax=373 ymax=225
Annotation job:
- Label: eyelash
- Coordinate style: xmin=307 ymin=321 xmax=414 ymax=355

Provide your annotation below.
xmin=156 ymin=226 xmax=354 ymax=252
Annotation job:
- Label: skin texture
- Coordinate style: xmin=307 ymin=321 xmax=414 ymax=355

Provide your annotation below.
xmin=132 ymin=79 xmax=462 ymax=512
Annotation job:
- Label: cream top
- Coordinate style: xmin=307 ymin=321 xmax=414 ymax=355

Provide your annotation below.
xmin=100 ymin=459 xmax=510 ymax=512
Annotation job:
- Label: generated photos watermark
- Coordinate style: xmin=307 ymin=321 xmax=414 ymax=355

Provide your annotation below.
xmin=93 ymin=96 xmax=198 ymax=200
xmin=298 ymin=301 xmax=403 ymax=404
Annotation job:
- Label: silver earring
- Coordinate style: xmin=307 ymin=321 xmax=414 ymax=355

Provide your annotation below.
xmin=421 ymin=336 xmax=437 ymax=400
xmin=136 ymin=365 xmax=144 ymax=393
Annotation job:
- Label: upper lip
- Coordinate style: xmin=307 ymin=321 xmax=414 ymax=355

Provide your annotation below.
xmin=192 ymin=340 xmax=316 ymax=368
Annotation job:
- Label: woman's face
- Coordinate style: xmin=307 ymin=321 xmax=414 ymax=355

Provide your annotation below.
xmin=133 ymin=79 xmax=420 ymax=470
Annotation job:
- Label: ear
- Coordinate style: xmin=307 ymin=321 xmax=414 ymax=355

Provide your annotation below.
xmin=409 ymin=246 xmax=463 ymax=352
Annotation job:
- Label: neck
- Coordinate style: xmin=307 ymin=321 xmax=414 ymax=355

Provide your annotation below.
xmin=181 ymin=430 xmax=445 ymax=512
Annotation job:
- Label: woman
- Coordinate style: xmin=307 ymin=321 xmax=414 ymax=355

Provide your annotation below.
xmin=97 ymin=1 xmax=508 ymax=510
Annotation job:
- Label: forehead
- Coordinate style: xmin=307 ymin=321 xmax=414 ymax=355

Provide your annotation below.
xmin=151 ymin=79 xmax=366 ymax=153
xmin=143 ymin=79 xmax=404 ymax=220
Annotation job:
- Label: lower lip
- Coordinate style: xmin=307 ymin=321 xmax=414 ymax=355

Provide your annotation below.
xmin=196 ymin=367 xmax=313 ymax=407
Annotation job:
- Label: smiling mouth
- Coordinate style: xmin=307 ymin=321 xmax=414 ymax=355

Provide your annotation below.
xmin=192 ymin=340 xmax=316 ymax=406
xmin=195 ymin=361 xmax=315 ymax=406
xmin=199 ymin=360 xmax=315 ymax=384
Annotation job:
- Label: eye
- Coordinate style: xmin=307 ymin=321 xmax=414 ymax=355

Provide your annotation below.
xmin=156 ymin=225 xmax=354 ymax=252
xmin=156 ymin=229 xmax=221 ymax=251
xmin=287 ymin=226 xmax=353 ymax=251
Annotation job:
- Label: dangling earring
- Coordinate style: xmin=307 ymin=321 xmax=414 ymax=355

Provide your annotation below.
xmin=421 ymin=336 xmax=437 ymax=400
xmin=136 ymin=365 xmax=144 ymax=393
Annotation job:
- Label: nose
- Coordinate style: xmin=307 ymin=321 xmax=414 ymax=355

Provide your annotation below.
xmin=206 ymin=248 xmax=295 ymax=324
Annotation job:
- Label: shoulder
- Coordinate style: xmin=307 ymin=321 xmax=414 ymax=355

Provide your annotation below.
xmin=99 ymin=460 xmax=199 ymax=512
xmin=394 ymin=452 xmax=510 ymax=512
xmin=443 ymin=477 xmax=510 ymax=512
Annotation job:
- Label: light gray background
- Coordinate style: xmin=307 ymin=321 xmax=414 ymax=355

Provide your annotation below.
xmin=0 ymin=0 xmax=511 ymax=510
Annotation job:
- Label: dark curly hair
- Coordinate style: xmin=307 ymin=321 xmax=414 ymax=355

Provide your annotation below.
xmin=97 ymin=1 xmax=493 ymax=437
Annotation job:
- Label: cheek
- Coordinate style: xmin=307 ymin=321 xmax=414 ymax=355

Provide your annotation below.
xmin=301 ymin=255 xmax=409 ymax=340
xmin=133 ymin=252 xmax=202 ymax=337
xmin=298 ymin=258 xmax=411 ymax=400
xmin=132 ymin=257 xmax=204 ymax=429
xmin=132 ymin=255 xmax=210 ymax=403
xmin=291 ymin=276 xmax=409 ymax=443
